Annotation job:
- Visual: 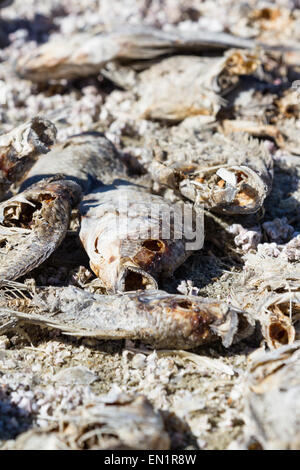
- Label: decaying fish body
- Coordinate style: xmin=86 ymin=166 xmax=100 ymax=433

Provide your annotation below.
xmin=0 ymin=285 xmax=251 ymax=349
xmin=243 ymin=342 xmax=300 ymax=449
xmin=15 ymin=25 xmax=258 ymax=82
xmin=20 ymin=131 xmax=126 ymax=193
xmin=0 ymin=178 xmax=82 ymax=281
xmin=134 ymin=51 xmax=259 ymax=121
xmin=3 ymin=395 xmax=170 ymax=450
xmin=232 ymin=252 xmax=300 ymax=349
xmin=222 ymin=85 xmax=300 ymax=154
xmin=79 ymin=181 xmax=201 ymax=292
xmin=0 ymin=117 xmax=57 ymax=200
xmin=257 ymin=293 xmax=299 ymax=349
xmin=148 ymin=128 xmax=273 ymax=215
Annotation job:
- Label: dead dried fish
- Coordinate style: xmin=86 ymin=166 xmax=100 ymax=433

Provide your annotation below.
xmin=79 ymin=181 xmax=202 ymax=292
xmin=243 ymin=342 xmax=300 ymax=449
xmin=135 ymin=51 xmax=259 ymax=121
xmin=0 ymin=285 xmax=249 ymax=349
xmin=20 ymin=131 xmax=126 ymax=193
xmin=232 ymin=251 xmax=300 ymax=349
xmin=15 ymin=25 xmax=259 ymax=82
xmin=0 ymin=117 xmax=57 ymax=200
xmin=3 ymin=395 xmax=170 ymax=450
xmin=149 ymin=130 xmax=273 ymax=215
xmin=0 ymin=178 xmax=82 ymax=281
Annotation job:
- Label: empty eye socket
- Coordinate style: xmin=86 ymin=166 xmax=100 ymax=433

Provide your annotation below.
xmin=269 ymin=322 xmax=289 ymax=345
xmin=142 ymin=239 xmax=165 ymax=252
xmin=176 ymin=300 xmax=193 ymax=310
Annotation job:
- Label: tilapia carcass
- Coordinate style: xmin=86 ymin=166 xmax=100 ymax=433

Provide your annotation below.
xmin=15 ymin=25 xmax=257 ymax=82
xmin=148 ymin=128 xmax=273 ymax=215
xmin=0 ymin=285 xmax=252 ymax=349
xmin=79 ymin=181 xmax=203 ymax=292
xmin=134 ymin=50 xmax=259 ymax=122
xmin=3 ymin=395 xmax=170 ymax=450
xmin=0 ymin=178 xmax=82 ymax=281
xmin=20 ymin=131 xmax=126 ymax=193
xmin=242 ymin=342 xmax=300 ymax=450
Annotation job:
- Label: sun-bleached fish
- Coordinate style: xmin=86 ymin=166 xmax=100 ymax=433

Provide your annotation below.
xmin=232 ymin=251 xmax=300 ymax=349
xmin=20 ymin=131 xmax=126 ymax=193
xmin=0 ymin=284 xmax=251 ymax=349
xmin=79 ymin=181 xmax=202 ymax=292
xmin=134 ymin=51 xmax=259 ymax=121
xmin=148 ymin=128 xmax=273 ymax=215
xmin=0 ymin=178 xmax=82 ymax=281
xmin=242 ymin=342 xmax=300 ymax=449
xmin=0 ymin=117 xmax=57 ymax=200
xmin=15 ymin=25 xmax=259 ymax=82
xmin=3 ymin=394 xmax=170 ymax=450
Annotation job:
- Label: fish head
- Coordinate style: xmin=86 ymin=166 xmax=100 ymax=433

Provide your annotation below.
xmin=180 ymin=165 xmax=268 ymax=214
xmin=136 ymin=291 xmax=243 ymax=349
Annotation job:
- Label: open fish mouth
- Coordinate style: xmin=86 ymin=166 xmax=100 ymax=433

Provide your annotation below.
xmin=180 ymin=164 xmax=268 ymax=214
xmin=117 ymin=265 xmax=158 ymax=292
xmin=259 ymin=293 xmax=300 ymax=349
xmin=0 ymin=178 xmax=82 ymax=281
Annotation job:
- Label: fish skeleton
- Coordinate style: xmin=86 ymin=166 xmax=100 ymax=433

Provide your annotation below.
xmin=2 ymin=394 xmax=170 ymax=450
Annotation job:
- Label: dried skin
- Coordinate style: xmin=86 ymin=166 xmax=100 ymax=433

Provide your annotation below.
xmin=244 ymin=342 xmax=300 ymax=449
xmin=15 ymin=25 xmax=257 ymax=82
xmin=79 ymin=182 xmax=199 ymax=292
xmin=135 ymin=51 xmax=260 ymax=121
xmin=148 ymin=130 xmax=273 ymax=215
xmin=0 ymin=117 xmax=57 ymax=200
xmin=20 ymin=131 xmax=126 ymax=193
xmin=3 ymin=395 xmax=170 ymax=450
xmin=0 ymin=285 xmax=249 ymax=349
xmin=0 ymin=178 xmax=82 ymax=281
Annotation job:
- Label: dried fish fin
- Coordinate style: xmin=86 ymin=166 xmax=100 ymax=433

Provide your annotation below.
xmin=0 ymin=178 xmax=82 ymax=280
xmin=0 ymin=117 xmax=57 ymax=199
xmin=222 ymin=119 xmax=285 ymax=147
